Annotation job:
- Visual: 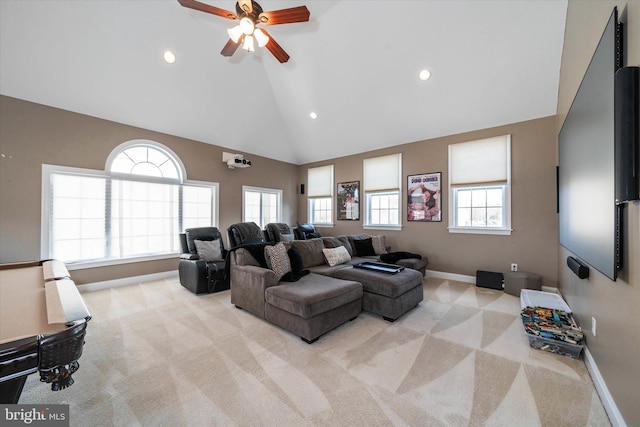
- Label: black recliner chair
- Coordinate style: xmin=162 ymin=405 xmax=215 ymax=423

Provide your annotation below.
xmin=294 ymin=222 xmax=321 ymax=240
xmin=227 ymin=222 xmax=265 ymax=248
xmin=264 ymin=223 xmax=295 ymax=243
xmin=179 ymin=227 xmax=229 ymax=294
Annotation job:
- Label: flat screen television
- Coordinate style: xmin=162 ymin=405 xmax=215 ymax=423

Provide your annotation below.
xmin=558 ymin=8 xmax=620 ymax=281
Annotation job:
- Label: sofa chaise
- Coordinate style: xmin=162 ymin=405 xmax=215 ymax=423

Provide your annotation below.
xmin=229 ymin=234 xmax=425 ymax=343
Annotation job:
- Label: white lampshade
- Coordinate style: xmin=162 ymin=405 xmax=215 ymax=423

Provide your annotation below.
xmin=254 ymin=28 xmax=269 ymax=48
xmin=242 ymin=35 xmax=255 ymax=52
xmin=227 ymin=25 xmax=243 ymax=43
xmin=239 ymin=17 xmax=254 ymax=35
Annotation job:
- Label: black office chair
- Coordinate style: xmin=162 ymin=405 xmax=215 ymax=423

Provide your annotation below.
xmin=178 ymin=227 xmax=229 ymax=294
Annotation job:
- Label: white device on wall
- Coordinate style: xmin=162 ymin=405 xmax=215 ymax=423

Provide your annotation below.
xmin=223 ymin=152 xmax=251 ymax=169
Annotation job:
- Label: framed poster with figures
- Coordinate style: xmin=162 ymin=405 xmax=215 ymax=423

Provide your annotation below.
xmin=337 ymin=181 xmax=360 ymax=220
xmin=407 ymin=173 xmax=441 ymax=222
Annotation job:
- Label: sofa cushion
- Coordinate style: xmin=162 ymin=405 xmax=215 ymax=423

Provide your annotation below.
xmin=234 ymin=247 xmax=260 ymax=267
xmin=265 ymin=274 xmax=362 ymax=318
xmin=194 ymin=239 xmax=223 ymax=261
xmin=322 ymin=246 xmax=351 ymax=266
xmin=291 ymin=238 xmax=325 ymax=268
xmin=336 ymin=236 xmax=353 ymax=256
xmin=353 ymin=238 xmax=376 ymax=256
xmin=265 ymin=243 xmax=292 ymax=281
xmin=371 ymin=235 xmax=387 ymax=255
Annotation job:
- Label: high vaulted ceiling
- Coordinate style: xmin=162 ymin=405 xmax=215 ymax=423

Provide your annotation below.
xmin=0 ymin=1 xmax=567 ymax=165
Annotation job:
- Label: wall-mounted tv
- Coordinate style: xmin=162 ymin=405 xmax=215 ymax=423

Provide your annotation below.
xmin=558 ymin=8 xmax=620 ymax=281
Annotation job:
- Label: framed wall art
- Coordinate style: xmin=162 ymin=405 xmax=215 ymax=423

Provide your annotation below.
xmin=407 ymin=172 xmax=441 ymax=222
xmin=337 ymin=181 xmax=360 ymax=220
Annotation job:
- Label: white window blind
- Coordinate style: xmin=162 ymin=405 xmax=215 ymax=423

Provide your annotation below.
xmin=364 ymin=154 xmax=401 ymax=192
xmin=449 ymin=135 xmax=510 ymax=186
xmin=307 ymin=165 xmax=333 ymax=197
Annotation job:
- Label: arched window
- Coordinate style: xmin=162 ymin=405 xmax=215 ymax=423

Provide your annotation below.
xmin=42 ymin=140 xmax=218 ymax=266
xmin=107 ymin=140 xmax=184 ymax=181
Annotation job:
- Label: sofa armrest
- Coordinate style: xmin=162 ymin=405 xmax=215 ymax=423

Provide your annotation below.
xmin=230 ymin=259 xmax=278 ymax=319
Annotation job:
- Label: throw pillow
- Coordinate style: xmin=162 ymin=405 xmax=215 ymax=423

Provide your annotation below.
xmin=194 ymin=239 xmax=223 ymax=262
xmin=371 ymin=235 xmax=387 ymax=255
xmin=353 ymin=238 xmax=376 ymax=256
xmin=287 ymin=246 xmax=305 ymax=273
xmin=264 ymin=242 xmax=292 ymax=281
xmin=322 ymin=246 xmax=351 ymax=266
xmin=280 ymin=233 xmax=295 ymax=242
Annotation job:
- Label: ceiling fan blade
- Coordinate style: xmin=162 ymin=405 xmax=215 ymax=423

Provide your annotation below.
xmin=221 ymin=38 xmax=241 ymax=57
xmin=258 ymin=6 xmax=310 ymax=25
xmin=177 ymin=0 xmax=237 ymax=20
xmin=237 ymin=0 xmax=253 ymax=14
xmin=261 ymin=30 xmax=290 ymax=63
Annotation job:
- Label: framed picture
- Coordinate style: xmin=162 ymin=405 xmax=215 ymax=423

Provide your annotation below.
xmin=407 ymin=172 xmax=442 ymax=222
xmin=337 ymin=181 xmax=360 ymax=220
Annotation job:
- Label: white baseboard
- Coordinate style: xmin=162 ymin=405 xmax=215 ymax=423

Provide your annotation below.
xmin=583 ymin=346 xmax=626 ymax=427
xmin=424 ymin=270 xmax=476 ymax=283
xmin=78 ymin=270 xmax=178 ymax=292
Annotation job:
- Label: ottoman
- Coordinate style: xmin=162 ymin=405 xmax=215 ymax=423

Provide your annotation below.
xmin=333 ymin=267 xmax=423 ymax=321
xmin=395 ymin=257 xmax=427 ymax=276
xmin=264 ymin=273 xmax=363 ymax=343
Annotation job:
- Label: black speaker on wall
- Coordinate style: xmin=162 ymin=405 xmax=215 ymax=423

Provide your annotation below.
xmin=300 ymin=184 xmax=305 ymax=195
xmin=614 ymin=66 xmax=639 ymax=203
xmin=567 ymin=256 xmax=590 ymax=279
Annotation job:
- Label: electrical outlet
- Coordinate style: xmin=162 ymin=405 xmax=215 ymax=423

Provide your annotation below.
xmin=511 ymin=263 xmax=518 ymax=272
xmin=592 ymin=317 xmax=597 ymax=336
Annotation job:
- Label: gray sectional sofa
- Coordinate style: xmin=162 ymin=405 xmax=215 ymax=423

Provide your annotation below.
xmin=229 ymin=235 xmax=426 ymax=343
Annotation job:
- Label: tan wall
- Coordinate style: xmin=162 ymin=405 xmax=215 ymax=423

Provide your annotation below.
xmin=298 ymin=116 xmax=559 ymax=286
xmin=0 ymin=95 xmax=298 ymax=283
xmin=557 ymin=1 xmax=639 ymax=425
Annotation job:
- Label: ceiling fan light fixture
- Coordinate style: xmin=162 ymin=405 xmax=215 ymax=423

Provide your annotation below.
xmin=227 ymin=25 xmax=243 ymax=43
xmin=242 ymin=34 xmax=255 ymax=52
xmin=239 ymin=17 xmax=255 ymax=35
xmin=254 ymin=28 xmax=269 ymax=48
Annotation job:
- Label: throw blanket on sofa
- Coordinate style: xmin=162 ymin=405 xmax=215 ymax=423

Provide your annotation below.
xmin=224 ymin=242 xmax=309 ymax=282
xmin=380 ymin=251 xmax=422 ymax=264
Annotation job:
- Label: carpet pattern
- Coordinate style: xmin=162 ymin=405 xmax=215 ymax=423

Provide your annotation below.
xmin=19 ymin=277 xmax=610 ymax=426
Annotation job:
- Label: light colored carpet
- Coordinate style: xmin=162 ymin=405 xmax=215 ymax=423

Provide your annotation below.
xmin=20 ymin=277 xmax=611 ymax=427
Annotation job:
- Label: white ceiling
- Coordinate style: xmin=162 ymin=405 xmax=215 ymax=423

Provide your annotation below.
xmin=0 ymin=0 xmax=567 ymax=165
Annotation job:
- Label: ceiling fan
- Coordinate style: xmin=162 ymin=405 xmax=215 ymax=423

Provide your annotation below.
xmin=177 ymin=0 xmax=310 ymax=63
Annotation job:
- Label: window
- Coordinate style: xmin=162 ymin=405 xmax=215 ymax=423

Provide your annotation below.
xmin=448 ymin=135 xmax=511 ymax=235
xmin=363 ymin=153 xmax=402 ymax=229
xmin=42 ymin=140 xmax=219 ymax=266
xmin=307 ymin=165 xmax=333 ymax=226
xmin=243 ymin=186 xmax=282 ymax=229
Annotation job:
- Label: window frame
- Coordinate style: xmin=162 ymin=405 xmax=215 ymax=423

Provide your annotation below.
xmin=307 ymin=165 xmax=334 ymax=227
xmin=242 ymin=185 xmax=283 ymax=229
xmin=448 ymin=136 xmax=512 ymax=235
xmin=41 ymin=141 xmax=219 ymax=269
xmin=363 ymin=153 xmax=402 ymax=231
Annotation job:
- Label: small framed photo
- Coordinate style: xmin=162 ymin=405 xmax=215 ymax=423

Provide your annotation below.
xmin=337 ymin=181 xmax=360 ymax=221
xmin=407 ymin=172 xmax=442 ymax=222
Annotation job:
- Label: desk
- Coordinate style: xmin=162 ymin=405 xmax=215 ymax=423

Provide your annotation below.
xmin=0 ymin=261 xmax=90 ymax=403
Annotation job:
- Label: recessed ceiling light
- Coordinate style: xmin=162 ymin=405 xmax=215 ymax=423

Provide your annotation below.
xmin=419 ymin=69 xmax=431 ymax=81
xmin=163 ymin=50 xmax=176 ymax=64
xmin=309 ymin=112 xmax=318 ymax=119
